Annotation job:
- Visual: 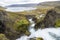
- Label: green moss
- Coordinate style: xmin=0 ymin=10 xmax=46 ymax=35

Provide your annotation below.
xmin=3 ymin=12 xmax=30 ymax=39
xmin=12 ymin=16 xmax=29 ymax=35
xmin=13 ymin=18 xmax=29 ymax=30
xmin=0 ymin=34 xmax=9 ymax=40
xmin=24 ymin=30 xmax=30 ymax=36
xmin=36 ymin=37 xmax=43 ymax=40
xmin=55 ymin=19 xmax=60 ymax=27
xmin=6 ymin=12 xmax=29 ymax=33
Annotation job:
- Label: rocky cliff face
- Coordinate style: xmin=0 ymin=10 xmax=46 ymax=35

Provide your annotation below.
xmin=35 ymin=9 xmax=60 ymax=29
xmin=0 ymin=10 xmax=7 ymax=33
xmin=0 ymin=10 xmax=30 ymax=40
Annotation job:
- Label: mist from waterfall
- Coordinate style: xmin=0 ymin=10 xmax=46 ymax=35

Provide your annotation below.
xmin=16 ymin=18 xmax=60 ymax=40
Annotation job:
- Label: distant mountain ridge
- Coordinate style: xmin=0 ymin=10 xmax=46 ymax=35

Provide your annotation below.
xmin=38 ymin=1 xmax=60 ymax=6
xmin=5 ymin=3 xmax=38 ymax=7
xmin=5 ymin=1 xmax=60 ymax=8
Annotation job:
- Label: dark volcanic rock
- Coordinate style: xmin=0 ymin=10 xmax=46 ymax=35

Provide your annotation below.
xmin=0 ymin=11 xmax=7 ymax=33
xmin=0 ymin=21 xmax=6 ymax=33
xmin=35 ymin=9 xmax=60 ymax=29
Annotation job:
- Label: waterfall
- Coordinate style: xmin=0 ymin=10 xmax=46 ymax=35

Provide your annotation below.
xmin=28 ymin=18 xmax=35 ymax=34
xmin=16 ymin=18 xmax=36 ymax=40
xmin=16 ymin=18 xmax=60 ymax=40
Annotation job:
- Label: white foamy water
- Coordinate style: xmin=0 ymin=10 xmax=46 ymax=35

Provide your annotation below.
xmin=5 ymin=7 xmax=36 ymax=12
xmin=28 ymin=18 xmax=36 ymax=34
xmin=29 ymin=28 xmax=60 ymax=40
xmin=16 ymin=36 xmax=29 ymax=40
xmin=16 ymin=18 xmax=60 ymax=40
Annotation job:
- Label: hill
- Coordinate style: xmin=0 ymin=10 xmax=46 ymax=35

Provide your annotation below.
xmin=38 ymin=1 xmax=60 ymax=6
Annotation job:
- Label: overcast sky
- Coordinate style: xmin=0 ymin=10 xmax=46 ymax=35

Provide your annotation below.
xmin=0 ymin=0 xmax=59 ymax=7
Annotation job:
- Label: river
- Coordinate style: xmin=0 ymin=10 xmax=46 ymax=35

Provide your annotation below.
xmin=16 ymin=18 xmax=60 ymax=40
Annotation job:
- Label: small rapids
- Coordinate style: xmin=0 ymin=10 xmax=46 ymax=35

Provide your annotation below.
xmin=16 ymin=18 xmax=60 ymax=40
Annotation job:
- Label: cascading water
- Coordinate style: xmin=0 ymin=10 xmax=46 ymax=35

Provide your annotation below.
xmin=28 ymin=18 xmax=36 ymax=34
xmin=16 ymin=18 xmax=36 ymax=40
xmin=16 ymin=18 xmax=60 ymax=40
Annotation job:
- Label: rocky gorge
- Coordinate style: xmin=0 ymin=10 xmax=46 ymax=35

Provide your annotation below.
xmin=0 ymin=1 xmax=60 ymax=40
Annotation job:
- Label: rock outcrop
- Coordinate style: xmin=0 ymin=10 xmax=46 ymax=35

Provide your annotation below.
xmin=35 ymin=9 xmax=60 ymax=29
xmin=0 ymin=10 xmax=30 ymax=40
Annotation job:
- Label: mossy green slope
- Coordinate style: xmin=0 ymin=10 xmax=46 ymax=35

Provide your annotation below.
xmin=0 ymin=34 xmax=9 ymax=40
xmin=0 ymin=10 xmax=30 ymax=40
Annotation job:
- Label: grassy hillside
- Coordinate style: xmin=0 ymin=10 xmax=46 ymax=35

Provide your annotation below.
xmin=0 ymin=9 xmax=30 ymax=40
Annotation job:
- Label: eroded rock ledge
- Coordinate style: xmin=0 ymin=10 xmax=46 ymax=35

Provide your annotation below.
xmin=35 ymin=9 xmax=60 ymax=29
